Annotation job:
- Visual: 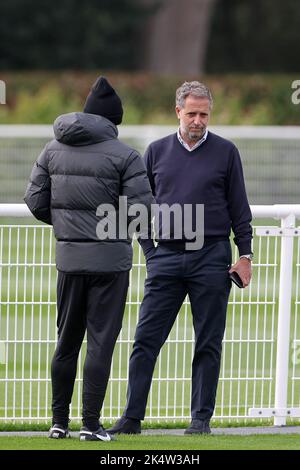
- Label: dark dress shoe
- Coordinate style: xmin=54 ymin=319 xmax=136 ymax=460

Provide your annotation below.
xmin=184 ymin=419 xmax=211 ymax=435
xmin=107 ymin=416 xmax=141 ymax=435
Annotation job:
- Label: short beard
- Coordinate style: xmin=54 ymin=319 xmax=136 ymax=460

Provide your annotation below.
xmin=180 ymin=125 xmax=206 ymax=143
xmin=188 ymin=131 xmax=204 ymax=141
xmin=188 ymin=125 xmax=206 ymax=140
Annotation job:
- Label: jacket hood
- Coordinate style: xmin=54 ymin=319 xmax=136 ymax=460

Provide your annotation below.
xmin=53 ymin=112 xmax=118 ymax=146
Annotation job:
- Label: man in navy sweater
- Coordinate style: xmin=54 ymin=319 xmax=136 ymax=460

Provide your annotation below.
xmin=108 ymin=81 xmax=253 ymax=435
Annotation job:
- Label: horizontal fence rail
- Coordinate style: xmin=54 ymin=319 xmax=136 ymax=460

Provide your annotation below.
xmin=1 ymin=125 xmax=300 ymax=205
xmin=0 ymin=204 xmax=300 ymax=425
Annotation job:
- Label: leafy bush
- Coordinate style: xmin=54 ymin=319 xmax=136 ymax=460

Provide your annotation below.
xmin=0 ymin=72 xmax=299 ymax=125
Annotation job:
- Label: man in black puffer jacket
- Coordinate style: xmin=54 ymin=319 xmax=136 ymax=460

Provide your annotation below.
xmin=24 ymin=77 xmax=153 ymax=441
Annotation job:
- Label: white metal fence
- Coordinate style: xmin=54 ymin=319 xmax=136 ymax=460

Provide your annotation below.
xmin=0 ymin=204 xmax=300 ymax=425
xmin=1 ymin=125 xmax=300 ymax=204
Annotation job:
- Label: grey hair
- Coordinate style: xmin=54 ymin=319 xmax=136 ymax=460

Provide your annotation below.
xmin=176 ymin=81 xmax=213 ymax=109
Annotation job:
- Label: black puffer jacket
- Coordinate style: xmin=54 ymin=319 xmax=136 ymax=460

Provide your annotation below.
xmin=24 ymin=112 xmax=153 ymax=273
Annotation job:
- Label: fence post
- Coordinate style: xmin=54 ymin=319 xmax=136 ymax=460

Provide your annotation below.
xmin=274 ymin=213 xmax=295 ymax=426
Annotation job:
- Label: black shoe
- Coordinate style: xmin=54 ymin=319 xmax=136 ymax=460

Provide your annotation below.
xmin=107 ymin=416 xmax=141 ymax=435
xmin=48 ymin=423 xmax=70 ymax=439
xmin=79 ymin=424 xmax=114 ymax=441
xmin=184 ymin=419 xmax=211 ymax=435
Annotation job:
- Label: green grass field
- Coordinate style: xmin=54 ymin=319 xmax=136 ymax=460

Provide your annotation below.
xmin=0 ymin=218 xmax=300 ymax=425
xmin=0 ymin=434 xmax=300 ymax=450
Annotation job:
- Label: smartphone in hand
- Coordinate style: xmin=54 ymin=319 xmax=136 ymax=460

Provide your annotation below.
xmin=229 ymin=271 xmax=244 ymax=288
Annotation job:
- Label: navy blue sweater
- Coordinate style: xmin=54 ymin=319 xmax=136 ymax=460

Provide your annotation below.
xmin=139 ymin=131 xmax=252 ymax=256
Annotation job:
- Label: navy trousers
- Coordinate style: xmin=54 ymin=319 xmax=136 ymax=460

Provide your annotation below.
xmin=124 ymin=240 xmax=232 ymax=421
xmin=51 ymin=271 xmax=129 ymax=427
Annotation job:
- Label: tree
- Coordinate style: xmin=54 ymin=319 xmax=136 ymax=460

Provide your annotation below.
xmin=206 ymin=0 xmax=300 ymax=72
xmin=140 ymin=0 xmax=218 ymax=75
xmin=0 ymin=0 xmax=149 ymax=70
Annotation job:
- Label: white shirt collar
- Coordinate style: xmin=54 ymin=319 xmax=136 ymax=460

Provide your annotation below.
xmin=177 ymin=128 xmax=208 ymax=152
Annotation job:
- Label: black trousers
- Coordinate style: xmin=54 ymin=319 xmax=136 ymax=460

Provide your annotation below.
xmin=124 ymin=241 xmax=232 ymax=421
xmin=51 ymin=271 xmax=129 ymax=426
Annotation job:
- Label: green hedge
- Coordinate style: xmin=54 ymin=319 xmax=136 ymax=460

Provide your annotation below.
xmin=0 ymin=72 xmax=299 ymax=125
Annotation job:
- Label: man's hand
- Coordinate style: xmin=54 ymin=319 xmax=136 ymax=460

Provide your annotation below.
xmin=229 ymin=257 xmax=252 ymax=288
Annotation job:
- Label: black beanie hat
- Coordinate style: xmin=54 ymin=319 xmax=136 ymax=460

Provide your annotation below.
xmin=83 ymin=76 xmax=123 ymax=125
